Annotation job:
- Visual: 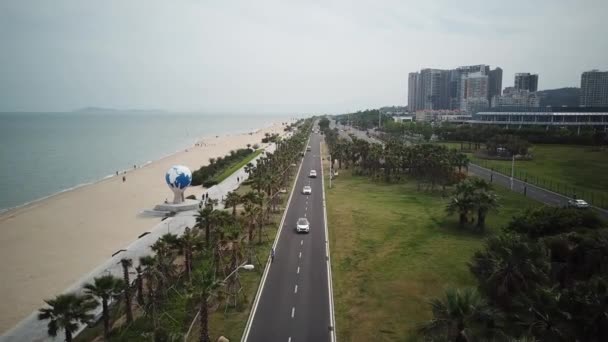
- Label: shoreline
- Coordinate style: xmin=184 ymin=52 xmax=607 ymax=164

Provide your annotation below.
xmin=0 ymin=120 xmax=291 ymax=333
xmin=0 ymin=122 xmax=277 ymax=219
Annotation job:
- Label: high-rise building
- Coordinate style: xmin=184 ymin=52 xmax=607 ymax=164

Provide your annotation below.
xmin=514 ymin=73 xmax=539 ymax=92
xmin=580 ymin=70 xmax=608 ymax=107
xmin=489 ymin=67 xmax=503 ymax=99
xmin=408 ymin=72 xmax=420 ymax=112
xmin=409 ymin=64 xmax=501 ymax=114
xmin=419 ymin=68 xmax=450 ymax=110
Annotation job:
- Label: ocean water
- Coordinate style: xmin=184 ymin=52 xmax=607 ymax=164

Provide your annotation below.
xmin=0 ymin=112 xmax=292 ymax=212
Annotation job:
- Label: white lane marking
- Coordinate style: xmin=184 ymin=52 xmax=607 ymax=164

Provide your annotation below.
xmin=299 ymin=252 xmax=302 ymax=258
xmin=300 ymin=240 xmax=303 ymax=246
xmin=288 ymin=338 xmax=291 ymax=342
xmin=304 ymin=213 xmax=306 ymax=217
xmin=297 ymin=266 xmax=300 ymax=274
xmin=241 ymin=136 xmax=310 ymax=342
xmin=291 ymin=307 xmax=295 ymax=318
xmin=294 ymin=285 xmax=298 ymax=293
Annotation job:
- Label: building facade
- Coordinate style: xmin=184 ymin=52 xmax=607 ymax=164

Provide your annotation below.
xmin=580 ymin=70 xmax=608 ymax=107
xmin=491 ymin=87 xmax=540 ymax=109
xmin=514 ymin=73 xmax=539 ymax=92
xmin=409 ymin=64 xmax=502 ymax=114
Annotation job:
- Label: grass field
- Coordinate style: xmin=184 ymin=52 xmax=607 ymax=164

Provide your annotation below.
xmin=213 ymin=149 xmax=263 ymax=184
xmin=438 ymin=142 xmax=608 ymax=208
xmin=324 ymin=166 xmax=540 ymax=341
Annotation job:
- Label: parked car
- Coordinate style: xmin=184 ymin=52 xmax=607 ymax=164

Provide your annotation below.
xmin=302 ymin=185 xmax=312 ymax=195
xmin=306 ymin=145 xmax=311 ymax=151
xmin=568 ymin=199 xmax=590 ymax=208
xmin=296 ymin=218 xmax=310 ymax=233
xmin=309 ymin=170 xmax=317 ymax=178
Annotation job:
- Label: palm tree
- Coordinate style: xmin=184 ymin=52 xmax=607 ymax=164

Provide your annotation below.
xmin=446 ymin=179 xmax=477 ymax=228
xmin=119 ymin=258 xmax=134 ymax=324
xmin=196 ymin=206 xmax=215 ymax=247
xmin=474 ymin=190 xmax=499 ymax=232
xmin=224 ymin=191 xmax=242 ymax=217
xmin=188 ymin=264 xmax=223 ymax=342
xmin=38 ymin=293 xmax=97 ymax=342
xmin=135 ymin=265 xmax=145 ymax=307
xmin=84 ymin=275 xmax=125 ymax=339
xmin=418 ymin=287 xmax=494 ymax=341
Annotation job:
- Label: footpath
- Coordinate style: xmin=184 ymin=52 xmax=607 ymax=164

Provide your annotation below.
xmin=1 ymin=143 xmax=276 ymax=342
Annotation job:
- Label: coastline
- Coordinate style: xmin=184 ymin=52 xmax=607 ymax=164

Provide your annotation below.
xmin=0 ymin=121 xmax=289 ymax=333
xmin=0 ymin=121 xmax=279 ymax=216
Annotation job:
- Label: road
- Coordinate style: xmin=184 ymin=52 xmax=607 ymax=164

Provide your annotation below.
xmin=243 ymin=130 xmax=335 ymax=342
xmin=330 ymin=120 xmax=608 ymax=220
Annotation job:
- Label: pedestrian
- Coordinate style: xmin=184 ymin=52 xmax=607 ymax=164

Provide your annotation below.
xmin=116 ymin=171 xmax=118 ymax=176
xmin=270 ymin=247 xmax=275 ymax=262
xmin=237 ymin=176 xmax=240 ymax=183
xmin=122 ymin=176 xmax=126 ymax=182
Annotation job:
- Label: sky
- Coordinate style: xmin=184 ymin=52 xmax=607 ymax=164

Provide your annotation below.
xmin=1 ymin=0 xmax=607 ymax=113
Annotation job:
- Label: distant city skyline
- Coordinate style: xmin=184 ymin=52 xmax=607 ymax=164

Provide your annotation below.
xmin=1 ymin=0 xmax=607 ymax=113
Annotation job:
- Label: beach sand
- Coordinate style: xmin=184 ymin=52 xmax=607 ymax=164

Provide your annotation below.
xmin=0 ymin=122 xmax=288 ymax=333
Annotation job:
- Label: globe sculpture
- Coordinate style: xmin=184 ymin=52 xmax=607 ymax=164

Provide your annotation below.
xmin=165 ymin=165 xmax=192 ymax=204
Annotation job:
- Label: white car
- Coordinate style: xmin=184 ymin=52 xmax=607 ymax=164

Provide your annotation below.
xmin=309 ymin=170 xmax=317 ymax=178
xmin=568 ymin=199 xmax=590 ymax=208
xmin=302 ymin=185 xmax=312 ymax=195
xmin=296 ymin=217 xmax=310 ymax=233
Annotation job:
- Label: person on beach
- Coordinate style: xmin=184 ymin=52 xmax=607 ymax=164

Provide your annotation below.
xmin=116 ymin=171 xmax=118 ymax=176
xmin=122 ymin=176 xmax=126 ymax=182
xmin=237 ymin=177 xmax=239 ymax=183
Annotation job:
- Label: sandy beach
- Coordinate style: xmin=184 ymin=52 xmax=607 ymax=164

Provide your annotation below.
xmin=0 ymin=122 xmax=288 ymax=333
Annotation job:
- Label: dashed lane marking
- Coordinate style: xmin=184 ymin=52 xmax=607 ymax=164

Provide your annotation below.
xmin=291 ymin=307 xmax=295 ymax=318
xmin=294 ymin=285 xmax=298 ymax=293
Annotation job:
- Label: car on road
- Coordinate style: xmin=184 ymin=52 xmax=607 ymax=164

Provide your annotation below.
xmin=306 ymin=145 xmax=311 ymax=151
xmin=309 ymin=170 xmax=317 ymax=178
xmin=568 ymin=199 xmax=590 ymax=208
xmin=296 ymin=217 xmax=310 ymax=233
xmin=302 ymin=185 xmax=312 ymax=195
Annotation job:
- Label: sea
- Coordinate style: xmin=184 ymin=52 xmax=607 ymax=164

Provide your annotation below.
xmin=0 ymin=111 xmax=293 ymax=212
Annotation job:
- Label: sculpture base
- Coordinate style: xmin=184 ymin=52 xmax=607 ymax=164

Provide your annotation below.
xmin=153 ymin=199 xmax=200 ymax=212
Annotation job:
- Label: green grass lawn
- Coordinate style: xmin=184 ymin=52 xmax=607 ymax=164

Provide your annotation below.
xmin=213 ymin=149 xmax=263 ymax=184
xmin=437 ymin=142 xmax=608 ymax=208
xmin=325 ymin=168 xmax=539 ymax=341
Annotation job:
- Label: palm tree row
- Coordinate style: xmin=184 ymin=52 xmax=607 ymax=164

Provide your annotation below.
xmin=323 ymin=127 xmax=469 ymax=190
xmin=38 ymin=119 xmax=313 ymax=341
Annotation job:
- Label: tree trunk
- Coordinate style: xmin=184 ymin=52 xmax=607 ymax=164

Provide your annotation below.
xmin=477 ymin=210 xmax=486 ymax=232
xmin=136 ymin=274 xmax=144 ymax=306
xmin=258 ymin=220 xmax=263 ymax=244
xmin=65 ymin=329 xmax=73 ymax=342
xmin=459 ymin=212 xmax=467 ymax=227
xmin=102 ymin=297 xmax=110 ymax=339
xmin=199 ymin=297 xmax=210 ymax=342
xmin=122 ymin=264 xmax=133 ymax=324
xmin=205 ymin=223 xmax=210 ymax=247
xmin=185 ymin=247 xmax=192 ymax=281
xmin=248 ymin=222 xmax=254 ymax=243
xmin=232 ymin=205 xmax=236 ymax=217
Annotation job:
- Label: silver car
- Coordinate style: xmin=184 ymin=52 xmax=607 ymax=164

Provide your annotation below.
xmin=568 ymin=199 xmax=590 ymax=208
xmin=302 ymin=185 xmax=312 ymax=195
xmin=296 ymin=218 xmax=310 ymax=233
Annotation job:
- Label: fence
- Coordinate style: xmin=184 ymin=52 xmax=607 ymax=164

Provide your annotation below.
xmin=473 ymin=159 xmax=608 ymax=209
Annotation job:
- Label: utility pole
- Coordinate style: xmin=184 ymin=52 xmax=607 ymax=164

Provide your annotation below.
xmin=378 ymin=110 xmax=381 ymax=129
xmin=510 ymin=154 xmax=515 ymax=190
xmin=329 ymin=153 xmax=332 ymax=189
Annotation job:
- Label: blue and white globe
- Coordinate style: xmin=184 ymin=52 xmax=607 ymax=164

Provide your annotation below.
xmin=165 ymin=165 xmax=192 ymax=190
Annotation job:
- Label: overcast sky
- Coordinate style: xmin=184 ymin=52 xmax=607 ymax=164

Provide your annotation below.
xmin=1 ymin=0 xmax=607 ymax=113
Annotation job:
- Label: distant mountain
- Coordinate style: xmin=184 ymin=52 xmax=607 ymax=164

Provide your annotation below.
xmin=537 ymin=87 xmax=580 ymax=107
xmin=74 ymin=107 xmax=166 ymax=113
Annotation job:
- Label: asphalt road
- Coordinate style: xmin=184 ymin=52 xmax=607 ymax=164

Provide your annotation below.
xmin=244 ymin=131 xmax=334 ymax=342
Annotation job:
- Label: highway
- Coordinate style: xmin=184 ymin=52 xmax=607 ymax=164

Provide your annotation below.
xmin=243 ymin=129 xmax=335 ymax=342
xmin=330 ymin=119 xmax=608 ymax=220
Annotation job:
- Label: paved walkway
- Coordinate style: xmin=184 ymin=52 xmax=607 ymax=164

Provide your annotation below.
xmin=1 ymin=144 xmax=275 ymax=342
